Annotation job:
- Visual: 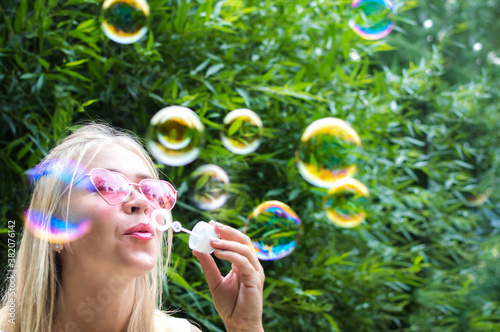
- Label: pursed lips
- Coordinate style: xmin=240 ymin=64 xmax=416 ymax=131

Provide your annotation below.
xmin=124 ymin=223 xmax=155 ymax=240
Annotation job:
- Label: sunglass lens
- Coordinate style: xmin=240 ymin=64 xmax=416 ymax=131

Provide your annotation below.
xmin=90 ymin=169 xmax=130 ymax=204
xmin=141 ymin=180 xmax=176 ymax=210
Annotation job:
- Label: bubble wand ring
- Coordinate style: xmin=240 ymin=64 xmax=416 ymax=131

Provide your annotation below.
xmin=151 ymin=208 xmax=173 ymax=231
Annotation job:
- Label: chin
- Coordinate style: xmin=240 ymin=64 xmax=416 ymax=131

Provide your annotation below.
xmin=133 ymin=253 xmax=158 ymax=272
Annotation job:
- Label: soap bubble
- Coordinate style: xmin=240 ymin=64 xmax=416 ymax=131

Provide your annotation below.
xmin=463 ymin=190 xmax=491 ymax=207
xmin=147 ymin=106 xmax=205 ymax=167
xmin=323 ymin=178 xmax=370 ymax=228
xmin=26 ymin=160 xmax=94 ymax=243
xmin=245 ymin=201 xmax=301 ymax=261
xmin=28 ymin=159 xmax=89 ymax=187
xmin=190 ymin=164 xmax=230 ymax=210
xmin=423 ymin=19 xmax=433 ymax=29
xmin=101 ymin=0 xmax=150 ymax=44
xmin=349 ymin=0 xmax=395 ymax=40
xmin=25 ymin=210 xmax=92 ymax=244
xmin=221 ymin=109 xmax=263 ymax=155
xmin=296 ymin=117 xmax=361 ymax=188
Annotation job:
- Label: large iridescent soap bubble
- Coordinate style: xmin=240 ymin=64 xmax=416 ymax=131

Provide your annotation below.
xmin=101 ymin=0 xmax=150 ymax=44
xmin=221 ymin=109 xmax=263 ymax=155
xmin=323 ymin=178 xmax=370 ymax=228
xmin=296 ymin=117 xmax=361 ymax=188
xmin=147 ymin=106 xmax=205 ymax=167
xmin=245 ymin=201 xmax=301 ymax=261
xmin=348 ymin=0 xmax=395 ymax=40
xmin=26 ymin=159 xmax=94 ymax=243
xmin=24 ymin=210 xmax=92 ymax=244
xmin=190 ymin=164 xmax=230 ymax=210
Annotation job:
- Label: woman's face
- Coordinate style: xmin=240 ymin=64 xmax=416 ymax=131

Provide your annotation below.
xmin=62 ymin=144 xmax=164 ymax=277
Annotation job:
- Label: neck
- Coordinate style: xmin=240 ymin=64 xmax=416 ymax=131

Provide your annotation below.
xmin=56 ymin=265 xmax=137 ymax=332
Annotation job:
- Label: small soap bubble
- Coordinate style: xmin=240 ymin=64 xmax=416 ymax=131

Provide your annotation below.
xmin=349 ymin=49 xmax=361 ymax=62
xmin=190 ymin=164 xmax=230 ymax=210
xmin=463 ymin=190 xmax=491 ymax=208
xmin=473 ymin=43 xmax=483 ymax=52
xmin=221 ymin=109 xmax=263 ymax=155
xmin=349 ymin=0 xmax=395 ymax=40
xmin=423 ymin=19 xmax=433 ymax=29
xmin=323 ymin=178 xmax=370 ymax=228
xmin=24 ymin=210 xmax=92 ymax=244
xmin=147 ymin=106 xmax=205 ymax=167
xmin=245 ymin=201 xmax=301 ymax=261
xmin=296 ymin=117 xmax=362 ymax=188
xmin=101 ymin=0 xmax=150 ymax=44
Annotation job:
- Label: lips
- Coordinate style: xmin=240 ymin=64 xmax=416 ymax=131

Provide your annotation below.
xmin=125 ymin=223 xmax=155 ymax=240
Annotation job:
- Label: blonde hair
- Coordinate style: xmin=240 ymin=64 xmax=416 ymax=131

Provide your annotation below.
xmin=0 ymin=123 xmax=173 ymax=332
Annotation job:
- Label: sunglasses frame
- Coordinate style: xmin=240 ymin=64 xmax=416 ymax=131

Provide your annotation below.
xmin=87 ymin=168 xmax=178 ymax=211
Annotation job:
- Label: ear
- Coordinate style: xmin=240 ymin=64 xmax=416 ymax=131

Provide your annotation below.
xmin=54 ymin=243 xmax=64 ymax=253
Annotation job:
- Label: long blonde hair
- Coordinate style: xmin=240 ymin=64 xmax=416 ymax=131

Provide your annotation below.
xmin=0 ymin=123 xmax=173 ymax=332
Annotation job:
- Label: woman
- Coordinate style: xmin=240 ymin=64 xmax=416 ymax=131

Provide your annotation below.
xmin=0 ymin=123 xmax=265 ymax=332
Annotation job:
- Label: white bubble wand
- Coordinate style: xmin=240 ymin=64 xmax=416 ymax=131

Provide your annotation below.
xmin=151 ymin=209 xmax=220 ymax=254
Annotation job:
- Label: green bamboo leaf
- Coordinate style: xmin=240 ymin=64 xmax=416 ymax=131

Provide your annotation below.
xmin=205 ymin=63 xmax=225 ymax=77
xmin=194 ymin=174 xmax=210 ymax=191
xmin=191 ymin=59 xmax=211 ymax=75
xmin=322 ymin=313 xmax=341 ymax=331
xmin=59 ymin=69 xmax=92 ymax=82
xmin=14 ymin=0 xmax=28 ymax=32
xmin=227 ymin=118 xmax=243 ymax=136
xmin=65 ymin=59 xmax=90 ymax=67
xmin=17 ymin=142 xmax=33 ymax=160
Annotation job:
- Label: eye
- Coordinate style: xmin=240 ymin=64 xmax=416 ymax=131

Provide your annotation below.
xmin=141 ymin=185 xmax=154 ymax=198
xmin=93 ymin=177 xmax=115 ymax=193
xmin=143 ymin=182 xmax=168 ymax=206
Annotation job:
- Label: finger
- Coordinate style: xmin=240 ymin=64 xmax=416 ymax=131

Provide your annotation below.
xmin=209 ymin=221 xmax=265 ymax=277
xmin=211 ymin=239 xmax=265 ymax=283
xmin=210 ymin=221 xmax=251 ymax=245
xmin=211 ymin=237 xmax=264 ymax=275
xmin=210 ymin=221 xmax=260 ymax=261
xmin=192 ymin=250 xmax=224 ymax=292
xmin=212 ymin=249 xmax=264 ymax=287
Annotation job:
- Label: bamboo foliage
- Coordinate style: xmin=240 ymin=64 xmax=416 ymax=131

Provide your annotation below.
xmin=1 ymin=0 xmax=499 ymax=330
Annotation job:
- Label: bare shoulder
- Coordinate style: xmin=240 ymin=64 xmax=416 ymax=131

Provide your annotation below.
xmin=190 ymin=324 xmax=202 ymax=332
xmin=155 ymin=310 xmax=201 ymax=332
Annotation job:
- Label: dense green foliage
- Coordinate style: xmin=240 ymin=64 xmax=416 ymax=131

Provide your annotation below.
xmin=1 ymin=0 xmax=499 ymax=331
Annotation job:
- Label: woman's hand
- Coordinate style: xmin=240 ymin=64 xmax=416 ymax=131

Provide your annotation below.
xmin=193 ymin=221 xmax=265 ymax=332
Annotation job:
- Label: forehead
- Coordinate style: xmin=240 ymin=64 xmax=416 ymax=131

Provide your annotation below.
xmin=84 ymin=144 xmax=154 ymax=180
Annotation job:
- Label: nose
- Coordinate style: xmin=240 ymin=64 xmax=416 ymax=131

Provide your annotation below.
xmin=123 ymin=183 xmax=150 ymax=214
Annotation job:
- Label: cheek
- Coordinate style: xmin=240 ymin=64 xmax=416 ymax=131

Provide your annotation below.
xmin=86 ymin=205 xmax=117 ymax=232
xmin=67 ymin=189 xmax=95 ymax=217
xmin=68 ymin=191 xmax=116 ymax=233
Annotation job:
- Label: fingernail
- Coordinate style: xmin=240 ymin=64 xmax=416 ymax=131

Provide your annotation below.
xmin=211 ymin=238 xmax=221 ymax=244
xmin=215 ymin=222 xmax=225 ymax=229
